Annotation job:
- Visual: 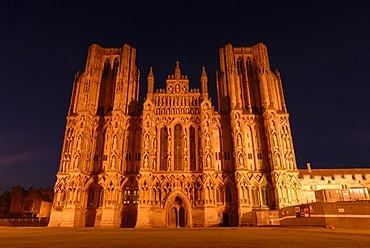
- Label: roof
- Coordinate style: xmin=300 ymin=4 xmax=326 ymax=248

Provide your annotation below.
xmin=299 ymin=168 xmax=370 ymax=177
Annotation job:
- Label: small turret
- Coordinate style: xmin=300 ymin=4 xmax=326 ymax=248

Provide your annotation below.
xmin=200 ymin=66 xmax=208 ymax=94
xmin=147 ymin=67 xmax=155 ymax=94
xmin=174 ymin=61 xmax=181 ymax=80
xmin=307 ymin=162 xmax=312 ymax=172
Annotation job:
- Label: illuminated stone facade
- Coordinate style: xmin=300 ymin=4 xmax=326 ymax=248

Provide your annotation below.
xmin=299 ymin=165 xmax=370 ymax=203
xmin=49 ymin=42 xmax=301 ymax=227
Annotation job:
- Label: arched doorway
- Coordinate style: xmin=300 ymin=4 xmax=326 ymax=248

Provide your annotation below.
xmin=120 ymin=207 xmax=138 ymax=228
xmin=179 ymin=207 xmax=185 ymax=227
xmin=167 ymin=195 xmax=188 ymax=227
xmin=222 ymin=213 xmax=229 ymax=227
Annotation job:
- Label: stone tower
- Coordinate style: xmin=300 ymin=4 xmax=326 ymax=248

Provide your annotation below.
xmin=49 ymin=42 xmax=300 ymax=228
xmin=217 ymin=43 xmax=300 ymax=225
xmin=48 ymin=44 xmax=141 ymax=227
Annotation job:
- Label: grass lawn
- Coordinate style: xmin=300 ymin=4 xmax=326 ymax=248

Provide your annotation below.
xmin=0 ymin=226 xmax=370 ymax=247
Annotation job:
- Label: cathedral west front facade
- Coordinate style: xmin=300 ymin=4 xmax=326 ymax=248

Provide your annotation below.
xmin=48 ymin=42 xmax=301 ymax=228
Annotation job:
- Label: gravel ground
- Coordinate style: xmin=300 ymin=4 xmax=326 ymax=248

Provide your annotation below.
xmin=0 ymin=226 xmax=370 ymax=248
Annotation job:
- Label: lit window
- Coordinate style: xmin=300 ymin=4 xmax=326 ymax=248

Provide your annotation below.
xmin=123 ymin=187 xmax=131 ymax=204
xmin=257 ymin=153 xmax=262 ymax=159
xmin=133 ymin=187 xmax=139 ymax=204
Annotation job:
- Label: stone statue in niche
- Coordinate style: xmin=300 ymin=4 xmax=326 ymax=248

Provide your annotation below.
xmin=144 ymin=155 xmax=149 ymax=169
xmin=74 ymin=155 xmax=79 ymax=169
xmin=113 ymin=134 xmax=117 ymax=149
xmin=111 ymin=155 xmax=116 ymax=169
xmin=239 ymin=154 xmax=244 ymax=168
xmin=144 ymin=134 xmax=149 ymax=149
xmin=206 ymin=154 xmax=211 ymax=168
xmin=206 ymin=133 xmax=211 ymax=146
xmin=200 ymin=160 xmax=203 ymax=171
xmin=153 ymin=138 xmax=157 ymax=150
xmin=237 ymin=133 xmax=242 ymax=147
xmin=152 ymin=157 xmax=157 ymax=170
xmin=275 ymin=153 xmax=281 ymax=167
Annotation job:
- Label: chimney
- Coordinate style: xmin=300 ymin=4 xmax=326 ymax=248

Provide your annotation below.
xmin=307 ymin=162 xmax=312 ymax=172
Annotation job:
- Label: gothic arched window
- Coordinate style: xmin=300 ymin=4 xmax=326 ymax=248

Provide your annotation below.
xmin=103 ymin=59 xmax=110 ymax=77
xmin=226 ymin=186 xmax=233 ymax=203
xmin=237 ymin=58 xmax=243 ymax=75
xmin=251 ymin=187 xmax=260 ymax=206
xmin=160 ymin=127 xmax=168 ymax=171
xmin=123 ymin=186 xmax=130 ymax=204
xmin=98 ymin=188 xmax=104 ymax=207
xmin=174 ymin=124 xmax=183 ymax=171
xmin=133 ymin=187 xmax=139 ymax=204
xmin=216 ymin=187 xmax=223 ymax=203
xmin=246 ymin=57 xmax=252 ymax=74
xmin=113 ymin=58 xmax=119 ymax=76
xmin=189 ymin=126 xmax=196 ymax=171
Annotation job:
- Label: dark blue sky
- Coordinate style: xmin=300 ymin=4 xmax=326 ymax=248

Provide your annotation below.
xmin=0 ymin=1 xmax=369 ymax=193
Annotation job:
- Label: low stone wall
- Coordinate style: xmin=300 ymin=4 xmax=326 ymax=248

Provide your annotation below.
xmin=0 ymin=218 xmax=49 ymax=227
xmin=279 ymin=201 xmax=370 ymax=229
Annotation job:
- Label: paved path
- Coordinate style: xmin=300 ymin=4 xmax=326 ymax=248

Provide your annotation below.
xmin=1 ymin=226 xmax=370 ymax=247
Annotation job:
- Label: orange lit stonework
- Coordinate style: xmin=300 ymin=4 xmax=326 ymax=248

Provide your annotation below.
xmin=49 ymin=43 xmax=368 ymax=228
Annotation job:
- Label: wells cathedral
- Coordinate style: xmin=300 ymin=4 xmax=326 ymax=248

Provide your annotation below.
xmin=48 ymin=42 xmax=369 ymax=228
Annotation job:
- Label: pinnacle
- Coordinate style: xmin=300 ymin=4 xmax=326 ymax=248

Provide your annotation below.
xmin=201 ymin=66 xmax=207 ymax=78
xmin=148 ymin=66 xmax=154 ymax=78
xmin=174 ymin=61 xmax=181 ymax=79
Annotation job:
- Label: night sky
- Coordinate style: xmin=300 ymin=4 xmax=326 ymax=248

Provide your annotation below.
xmin=1 ymin=1 xmax=369 ymax=193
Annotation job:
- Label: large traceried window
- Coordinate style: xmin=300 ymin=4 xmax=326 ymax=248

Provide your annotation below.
xmin=102 ymin=59 xmax=110 ymax=77
xmin=216 ymin=187 xmax=223 ymax=203
xmin=160 ymin=127 xmax=168 ymax=170
xmin=189 ymin=126 xmax=196 ymax=171
xmin=226 ymin=186 xmax=233 ymax=203
xmin=174 ymin=124 xmax=183 ymax=171
xmin=246 ymin=57 xmax=252 ymax=74
xmin=112 ymin=58 xmax=119 ymax=76
xmin=237 ymin=58 xmax=243 ymax=75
